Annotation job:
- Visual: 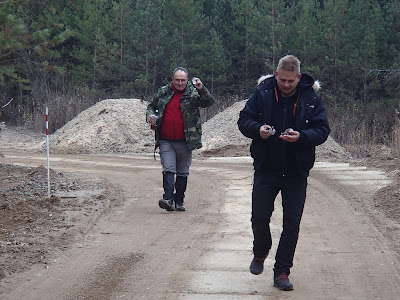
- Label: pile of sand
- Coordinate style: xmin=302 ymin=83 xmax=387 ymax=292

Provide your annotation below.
xmin=200 ymin=100 xmax=349 ymax=160
xmin=49 ymin=99 xmax=154 ymax=154
xmin=46 ymin=98 xmax=349 ymax=160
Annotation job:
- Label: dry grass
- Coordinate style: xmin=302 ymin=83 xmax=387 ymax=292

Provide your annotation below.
xmin=390 ymin=119 xmax=400 ymax=157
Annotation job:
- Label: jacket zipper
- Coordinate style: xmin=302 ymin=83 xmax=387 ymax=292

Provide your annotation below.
xmin=282 ymin=107 xmax=287 ymax=177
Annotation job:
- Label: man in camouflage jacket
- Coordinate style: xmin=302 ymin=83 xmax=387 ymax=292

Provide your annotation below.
xmin=146 ymin=67 xmax=215 ymax=212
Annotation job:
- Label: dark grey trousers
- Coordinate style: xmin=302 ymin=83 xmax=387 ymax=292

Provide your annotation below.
xmin=159 ymin=140 xmax=192 ymax=176
xmin=159 ymin=140 xmax=192 ymax=202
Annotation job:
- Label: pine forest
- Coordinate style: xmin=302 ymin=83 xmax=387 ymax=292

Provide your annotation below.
xmin=1 ymin=0 xmax=400 ymax=147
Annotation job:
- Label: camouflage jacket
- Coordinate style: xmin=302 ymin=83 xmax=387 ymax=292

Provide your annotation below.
xmin=146 ymin=82 xmax=215 ymax=151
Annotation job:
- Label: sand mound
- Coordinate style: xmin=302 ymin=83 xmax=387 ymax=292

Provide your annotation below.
xmin=201 ymin=101 xmax=251 ymax=150
xmin=49 ymin=99 xmax=154 ymax=154
xmin=47 ymin=98 xmax=349 ymax=161
xmin=200 ymin=100 xmax=349 ymax=160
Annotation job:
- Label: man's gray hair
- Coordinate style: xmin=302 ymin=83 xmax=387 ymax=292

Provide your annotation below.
xmin=173 ymin=67 xmax=189 ymax=77
xmin=277 ymin=55 xmax=301 ymax=74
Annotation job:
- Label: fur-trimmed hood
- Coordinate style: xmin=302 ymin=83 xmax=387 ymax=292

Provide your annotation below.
xmin=257 ymin=73 xmax=321 ymax=92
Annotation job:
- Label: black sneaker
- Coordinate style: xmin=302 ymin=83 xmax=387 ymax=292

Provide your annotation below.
xmin=175 ymin=203 xmax=186 ymax=211
xmin=273 ymin=273 xmax=294 ymax=291
xmin=159 ymin=199 xmax=174 ymax=211
xmin=249 ymin=256 xmax=267 ymax=275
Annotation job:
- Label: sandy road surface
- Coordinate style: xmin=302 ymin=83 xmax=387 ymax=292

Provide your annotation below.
xmin=0 ymin=151 xmax=400 ymax=300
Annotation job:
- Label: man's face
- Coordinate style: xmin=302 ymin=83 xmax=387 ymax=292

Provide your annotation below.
xmin=275 ymin=69 xmax=301 ymax=97
xmin=172 ymin=70 xmax=188 ymax=91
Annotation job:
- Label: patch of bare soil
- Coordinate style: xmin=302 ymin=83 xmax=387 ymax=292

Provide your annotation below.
xmin=343 ymin=144 xmax=400 ymax=220
xmin=342 ymin=143 xmax=400 ymax=254
xmin=0 ymin=162 xmax=123 ymax=280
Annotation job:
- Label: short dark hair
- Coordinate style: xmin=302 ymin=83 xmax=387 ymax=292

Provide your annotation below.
xmin=173 ymin=67 xmax=189 ymax=77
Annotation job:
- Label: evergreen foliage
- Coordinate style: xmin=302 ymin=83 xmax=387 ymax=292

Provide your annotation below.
xmin=0 ymin=0 xmax=399 ymax=144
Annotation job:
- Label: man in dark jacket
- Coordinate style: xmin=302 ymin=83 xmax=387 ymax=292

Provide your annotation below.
xmin=238 ymin=55 xmax=330 ymax=291
xmin=146 ymin=67 xmax=215 ymax=212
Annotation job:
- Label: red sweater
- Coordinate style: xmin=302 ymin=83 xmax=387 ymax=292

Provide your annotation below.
xmin=160 ymin=84 xmax=185 ymax=140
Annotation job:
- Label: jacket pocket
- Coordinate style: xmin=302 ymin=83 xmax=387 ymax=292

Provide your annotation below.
xmin=250 ymin=140 xmax=268 ymax=169
xmin=300 ymin=146 xmax=316 ymax=171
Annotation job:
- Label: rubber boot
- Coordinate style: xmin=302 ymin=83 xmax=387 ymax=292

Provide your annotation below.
xmin=174 ymin=175 xmax=187 ymax=211
xmin=160 ymin=171 xmax=175 ymax=211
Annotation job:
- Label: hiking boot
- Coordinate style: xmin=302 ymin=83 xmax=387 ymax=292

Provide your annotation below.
xmin=175 ymin=203 xmax=186 ymax=211
xmin=273 ymin=273 xmax=294 ymax=291
xmin=159 ymin=199 xmax=174 ymax=211
xmin=249 ymin=256 xmax=267 ymax=275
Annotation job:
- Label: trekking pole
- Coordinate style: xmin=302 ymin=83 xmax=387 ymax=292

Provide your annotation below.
xmin=46 ymin=107 xmax=50 ymax=198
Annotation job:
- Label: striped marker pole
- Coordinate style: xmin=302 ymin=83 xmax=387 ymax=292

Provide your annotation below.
xmin=46 ymin=107 xmax=50 ymax=198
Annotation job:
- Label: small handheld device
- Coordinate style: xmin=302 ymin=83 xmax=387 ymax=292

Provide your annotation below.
xmin=281 ymin=128 xmax=293 ymax=136
xmin=268 ymin=127 xmax=276 ymax=135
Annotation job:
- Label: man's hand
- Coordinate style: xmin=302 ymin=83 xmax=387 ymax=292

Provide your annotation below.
xmin=147 ymin=115 xmax=155 ymax=125
xmin=279 ymin=128 xmax=299 ymax=142
xmin=147 ymin=115 xmax=158 ymax=130
xmin=259 ymin=125 xmax=274 ymax=139
xmin=191 ymin=77 xmax=204 ymax=90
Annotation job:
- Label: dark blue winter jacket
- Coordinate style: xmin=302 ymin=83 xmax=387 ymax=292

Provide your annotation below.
xmin=238 ymin=73 xmax=330 ymax=177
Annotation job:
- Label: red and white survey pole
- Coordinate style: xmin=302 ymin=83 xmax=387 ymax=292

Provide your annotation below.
xmin=46 ymin=107 xmax=50 ymax=198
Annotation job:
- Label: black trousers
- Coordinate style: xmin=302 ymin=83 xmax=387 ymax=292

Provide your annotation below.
xmin=251 ymin=170 xmax=307 ymax=275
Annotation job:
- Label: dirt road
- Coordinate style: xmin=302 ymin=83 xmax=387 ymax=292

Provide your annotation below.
xmin=0 ymin=151 xmax=399 ymax=299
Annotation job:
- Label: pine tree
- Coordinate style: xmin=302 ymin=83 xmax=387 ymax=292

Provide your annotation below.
xmin=290 ymin=0 xmax=324 ymax=74
xmin=66 ymin=0 xmax=120 ymax=91
xmin=210 ymin=0 xmax=234 ymax=90
xmin=207 ymin=28 xmax=229 ymax=94
xmin=127 ymin=0 xmax=167 ymax=97
xmin=160 ymin=0 xmax=209 ymax=74
xmin=318 ymin=0 xmax=349 ymax=102
xmin=341 ymin=0 xmax=386 ymax=104
xmin=0 ymin=0 xmax=30 ymax=97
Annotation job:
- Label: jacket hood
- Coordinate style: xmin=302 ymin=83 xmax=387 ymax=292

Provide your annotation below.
xmin=257 ymin=73 xmax=321 ymax=91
